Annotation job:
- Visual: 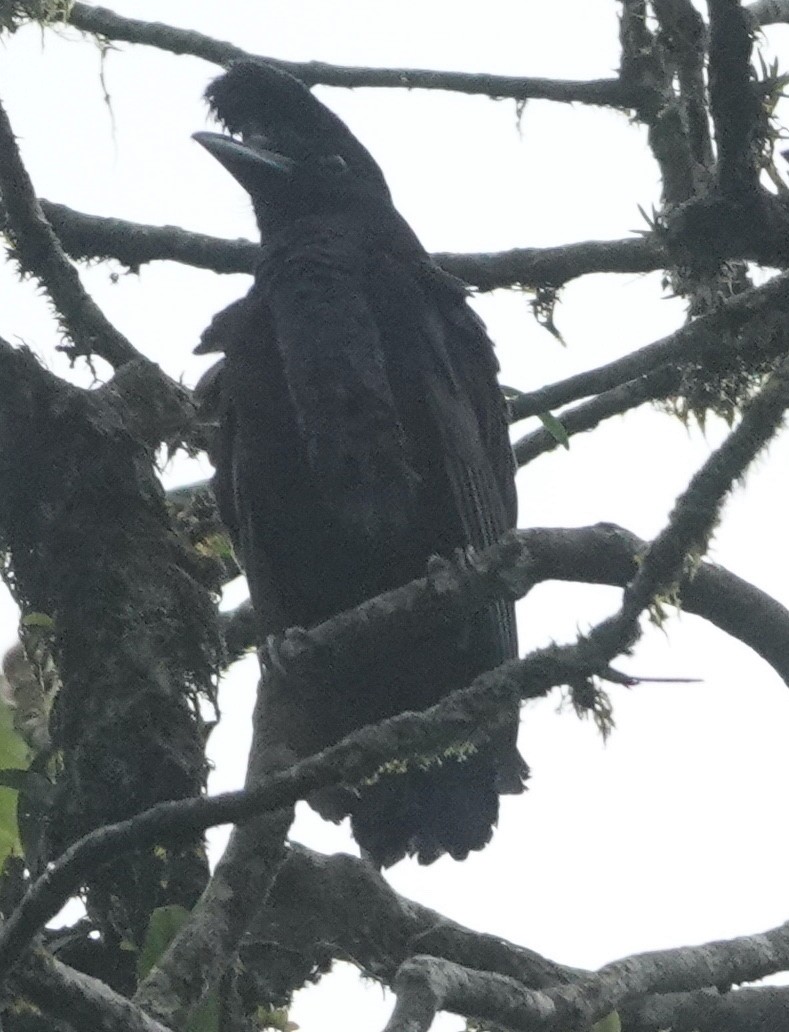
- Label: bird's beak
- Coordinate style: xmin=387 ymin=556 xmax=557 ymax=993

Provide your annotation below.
xmin=192 ymin=131 xmax=295 ymax=188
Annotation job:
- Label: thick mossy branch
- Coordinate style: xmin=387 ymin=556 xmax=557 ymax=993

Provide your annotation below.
xmin=0 ymin=340 xmax=222 ymax=956
xmin=243 ymin=845 xmax=579 ymax=1008
xmin=590 ymin=352 xmax=789 ymax=658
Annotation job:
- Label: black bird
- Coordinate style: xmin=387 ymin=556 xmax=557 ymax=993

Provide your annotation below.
xmin=194 ymin=61 xmax=526 ymax=867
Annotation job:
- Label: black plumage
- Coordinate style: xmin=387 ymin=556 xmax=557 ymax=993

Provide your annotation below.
xmin=194 ymin=61 xmax=526 ymax=867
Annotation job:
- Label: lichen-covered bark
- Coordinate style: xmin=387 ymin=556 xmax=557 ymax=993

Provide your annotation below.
xmin=0 ymin=342 xmax=222 ymax=986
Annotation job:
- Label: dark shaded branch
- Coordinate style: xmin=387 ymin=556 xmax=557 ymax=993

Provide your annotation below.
xmin=635 ymin=3 xmax=706 ymax=207
xmin=653 ymin=0 xmax=714 ymax=172
xmin=384 ymin=918 xmax=789 ymax=1032
xmin=522 ymin=523 xmax=789 ymax=686
xmin=508 ymin=269 xmax=789 ymax=421
xmin=64 ymin=2 xmax=249 ymax=64
xmin=220 ymin=602 xmax=258 ymax=665
xmin=622 ymin=984 xmax=789 ymax=1032
xmin=619 ymin=0 xmax=652 ymax=90
xmin=58 ymin=5 xmax=635 ymax=105
xmin=246 ymin=845 xmax=579 ymax=1006
xmin=512 ymin=368 xmax=681 ymax=464
xmin=596 ymin=352 xmax=789 ymax=651
xmin=133 ymin=680 xmax=294 ymax=1028
xmin=746 ymin=0 xmax=789 ymax=23
xmin=30 ymin=199 xmax=665 ymax=289
xmin=435 ymin=237 xmax=665 ymax=291
xmin=0 ymin=94 xmax=139 ymax=366
xmin=217 ymin=520 xmax=789 ymax=688
xmin=13 ymin=949 xmax=174 ymax=1032
xmin=36 ymin=199 xmax=262 ymax=275
xmin=708 ymin=0 xmax=761 ymax=197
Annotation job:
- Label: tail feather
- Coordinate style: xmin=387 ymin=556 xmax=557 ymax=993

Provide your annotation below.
xmin=349 ymin=743 xmax=527 ymax=868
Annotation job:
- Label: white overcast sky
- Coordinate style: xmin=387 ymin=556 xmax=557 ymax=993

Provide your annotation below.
xmin=2 ymin=3 xmax=789 ymax=1031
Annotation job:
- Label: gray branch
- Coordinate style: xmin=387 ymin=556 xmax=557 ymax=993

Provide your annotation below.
xmin=622 ymin=984 xmax=789 ymax=1031
xmin=0 ymin=92 xmax=138 ymax=366
xmin=245 ymin=845 xmax=579 ymax=1004
xmin=133 ymin=698 xmax=295 ymax=1028
xmin=13 ymin=949 xmax=174 ymax=1032
xmin=708 ymin=0 xmax=761 ymax=197
xmin=56 ymin=4 xmax=635 ymax=105
xmin=508 ymin=268 xmax=789 ymax=421
xmin=28 ymin=199 xmax=665 ymax=290
xmin=220 ymin=522 xmax=789 ymax=687
xmin=747 ymin=0 xmax=789 ymax=22
xmin=384 ymin=918 xmax=789 ymax=1032
xmin=512 ymin=368 xmax=680 ymax=463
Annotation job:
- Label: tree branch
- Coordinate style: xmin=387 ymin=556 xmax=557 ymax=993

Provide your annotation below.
xmin=435 ymin=237 xmax=665 ymax=290
xmin=0 ymin=337 xmax=220 ymax=974
xmin=622 ymin=984 xmax=789 ymax=1031
xmin=653 ymin=0 xmax=714 ymax=173
xmin=56 ymin=4 xmax=636 ymax=105
xmin=24 ymin=199 xmax=666 ymax=290
xmin=512 ymin=368 xmax=681 ymax=463
xmin=243 ymin=845 xmax=579 ymax=1006
xmin=590 ymin=351 xmax=789 ymax=657
xmin=508 ymin=269 xmax=789 ymax=421
xmin=219 ymin=522 xmax=789 ymax=688
xmin=384 ymin=917 xmax=789 ymax=1032
xmin=0 ymin=92 xmax=140 ymax=366
xmin=746 ymin=0 xmax=789 ymax=23
xmin=133 ymin=660 xmax=297 ymax=1027
xmin=708 ymin=0 xmax=761 ymax=197
xmin=12 ymin=948 xmax=175 ymax=1032
xmin=0 ymin=638 xmax=572 ymax=983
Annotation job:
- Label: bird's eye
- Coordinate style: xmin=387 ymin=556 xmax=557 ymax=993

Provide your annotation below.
xmin=317 ymin=154 xmax=349 ymax=174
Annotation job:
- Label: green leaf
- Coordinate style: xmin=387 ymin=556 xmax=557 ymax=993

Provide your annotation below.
xmin=138 ymin=904 xmax=219 ymax=1032
xmin=257 ymin=1006 xmax=299 ymax=1031
xmin=537 ymin=411 xmax=570 ymax=449
xmin=188 ymin=994 xmax=220 ymax=1032
xmin=0 ymin=699 xmax=32 ymax=866
xmin=20 ymin=612 xmax=54 ymax=629
xmin=196 ymin=533 xmax=234 ymax=561
xmin=137 ymin=904 xmax=191 ymax=980
xmin=593 ymin=1011 xmax=621 ymax=1032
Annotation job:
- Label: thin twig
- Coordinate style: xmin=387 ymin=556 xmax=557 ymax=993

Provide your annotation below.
xmin=512 ymin=369 xmax=680 ymax=463
xmin=508 ymin=269 xmax=789 ymax=421
xmin=60 ymin=5 xmax=636 ymax=105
